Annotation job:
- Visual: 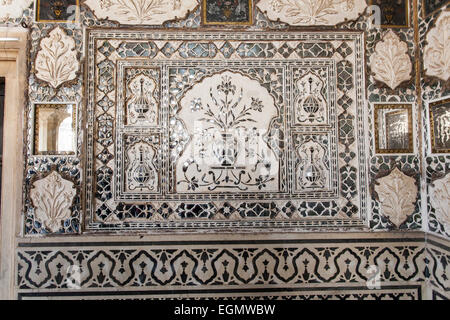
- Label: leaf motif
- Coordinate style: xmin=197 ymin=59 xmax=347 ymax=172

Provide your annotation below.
xmin=374 ymin=168 xmax=417 ymax=227
xmin=424 ymin=11 xmax=450 ymax=81
xmin=30 ymin=172 xmax=76 ymax=233
xmin=430 ymin=173 xmax=450 ymax=232
xmin=35 ymin=27 xmax=79 ymax=88
xmin=369 ymin=30 xmax=412 ymax=90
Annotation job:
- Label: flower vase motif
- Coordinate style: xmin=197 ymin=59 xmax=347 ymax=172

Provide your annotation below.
xmin=127 ymin=76 xmax=157 ymax=126
xmin=304 ymin=147 xmax=322 ymax=185
xmin=212 ymin=132 xmax=239 ymax=167
xmin=126 ymin=143 xmax=157 ymax=191
xmin=176 ymin=71 xmax=279 ymax=193
xmin=295 ymin=72 xmax=326 ymax=124
xmin=297 ymin=141 xmax=326 ymax=190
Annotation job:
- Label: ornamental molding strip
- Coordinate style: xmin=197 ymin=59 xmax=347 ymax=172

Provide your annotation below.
xmin=374 ymin=167 xmax=417 ymax=228
xmin=256 ymin=0 xmax=367 ymax=26
xmin=430 ymin=172 xmax=450 ymax=233
xmin=35 ymin=27 xmax=80 ymax=89
xmin=83 ymin=0 xmax=198 ymax=25
xmin=0 ymin=0 xmax=32 ymax=20
xmin=29 ymin=171 xmax=76 ymax=233
xmin=424 ymin=10 xmax=450 ymax=81
xmin=369 ymin=30 xmax=412 ymax=90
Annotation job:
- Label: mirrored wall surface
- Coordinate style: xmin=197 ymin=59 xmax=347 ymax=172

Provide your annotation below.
xmin=374 ymin=104 xmax=413 ymax=154
xmin=33 ymin=103 xmax=76 ymax=156
xmin=429 ymin=97 xmax=450 ymax=154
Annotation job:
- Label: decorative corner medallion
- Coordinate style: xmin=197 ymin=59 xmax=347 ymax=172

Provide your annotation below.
xmin=256 ymin=0 xmax=367 ymax=26
xmin=202 ymin=0 xmax=253 ymax=25
xmin=369 ymin=0 xmax=410 ymax=28
xmin=369 ymin=30 xmax=412 ymax=90
xmin=35 ymin=0 xmax=79 ymax=23
xmin=30 ymin=171 xmax=76 ymax=233
xmin=374 ymin=167 xmax=417 ymax=228
xmin=83 ymin=0 xmax=198 ymax=25
xmin=35 ymin=27 xmax=80 ymax=88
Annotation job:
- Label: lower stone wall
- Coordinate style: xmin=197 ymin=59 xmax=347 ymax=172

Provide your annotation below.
xmin=16 ymin=232 xmax=432 ymax=300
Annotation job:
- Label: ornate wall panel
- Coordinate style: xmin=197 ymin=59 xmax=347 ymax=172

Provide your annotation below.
xmin=1 ymin=0 xmax=448 ymax=300
xmin=83 ymin=29 xmax=367 ymax=232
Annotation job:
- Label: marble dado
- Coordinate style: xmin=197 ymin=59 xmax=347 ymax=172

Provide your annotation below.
xmin=16 ymin=232 xmax=433 ymax=299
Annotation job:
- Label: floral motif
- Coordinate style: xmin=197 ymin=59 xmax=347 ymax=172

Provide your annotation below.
xmin=30 ymin=172 xmax=76 ymax=233
xmin=369 ymin=30 xmax=412 ymax=90
xmin=374 ymin=168 xmax=417 ymax=228
xmin=257 ymin=0 xmax=367 ymax=25
xmin=35 ymin=27 xmax=79 ymax=88
xmin=424 ymin=10 xmax=450 ymax=81
xmin=176 ymin=71 xmax=279 ymax=192
xmin=430 ymin=173 xmax=450 ymax=232
xmin=85 ymin=0 xmax=196 ymax=25
xmin=193 ymin=75 xmax=262 ymax=132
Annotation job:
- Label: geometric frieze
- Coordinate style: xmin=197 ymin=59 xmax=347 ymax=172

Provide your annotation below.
xmin=85 ymin=29 xmax=367 ymax=231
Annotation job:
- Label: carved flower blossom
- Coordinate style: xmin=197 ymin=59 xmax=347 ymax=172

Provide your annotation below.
xmin=369 ymin=30 xmax=412 ymax=90
xmin=424 ymin=11 xmax=450 ymax=81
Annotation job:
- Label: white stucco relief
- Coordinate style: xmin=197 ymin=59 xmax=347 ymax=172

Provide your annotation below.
xmin=424 ymin=10 xmax=450 ymax=81
xmin=374 ymin=167 xmax=417 ymax=227
xmin=257 ymin=0 xmax=367 ymax=26
xmin=0 ymin=0 xmax=32 ymax=20
xmin=30 ymin=171 xmax=76 ymax=233
xmin=369 ymin=30 xmax=412 ymax=90
xmin=430 ymin=172 xmax=450 ymax=233
xmin=35 ymin=27 xmax=80 ymax=88
xmin=84 ymin=0 xmax=198 ymax=25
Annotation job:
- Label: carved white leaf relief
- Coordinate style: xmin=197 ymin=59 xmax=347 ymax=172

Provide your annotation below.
xmin=35 ymin=27 xmax=79 ymax=88
xmin=374 ymin=167 xmax=417 ymax=227
xmin=84 ymin=0 xmax=197 ymax=25
xmin=424 ymin=10 xmax=450 ymax=81
xmin=369 ymin=30 xmax=412 ymax=90
xmin=0 ymin=0 xmax=32 ymax=20
xmin=30 ymin=172 xmax=76 ymax=233
xmin=430 ymin=173 xmax=450 ymax=232
xmin=257 ymin=0 xmax=367 ymax=26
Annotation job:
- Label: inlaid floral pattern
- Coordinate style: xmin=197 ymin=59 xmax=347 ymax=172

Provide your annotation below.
xmin=35 ymin=27 xmax=79 ymax=88
xmin=424 ymin=10 xmax=450 ymax=81
xmin=84 ymin=0 xmax=197 ymax=25
xmin=257 ymin=0 xmax=367 ymax=25
xmin=369 ymin=30 xmax=412 ymax=90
